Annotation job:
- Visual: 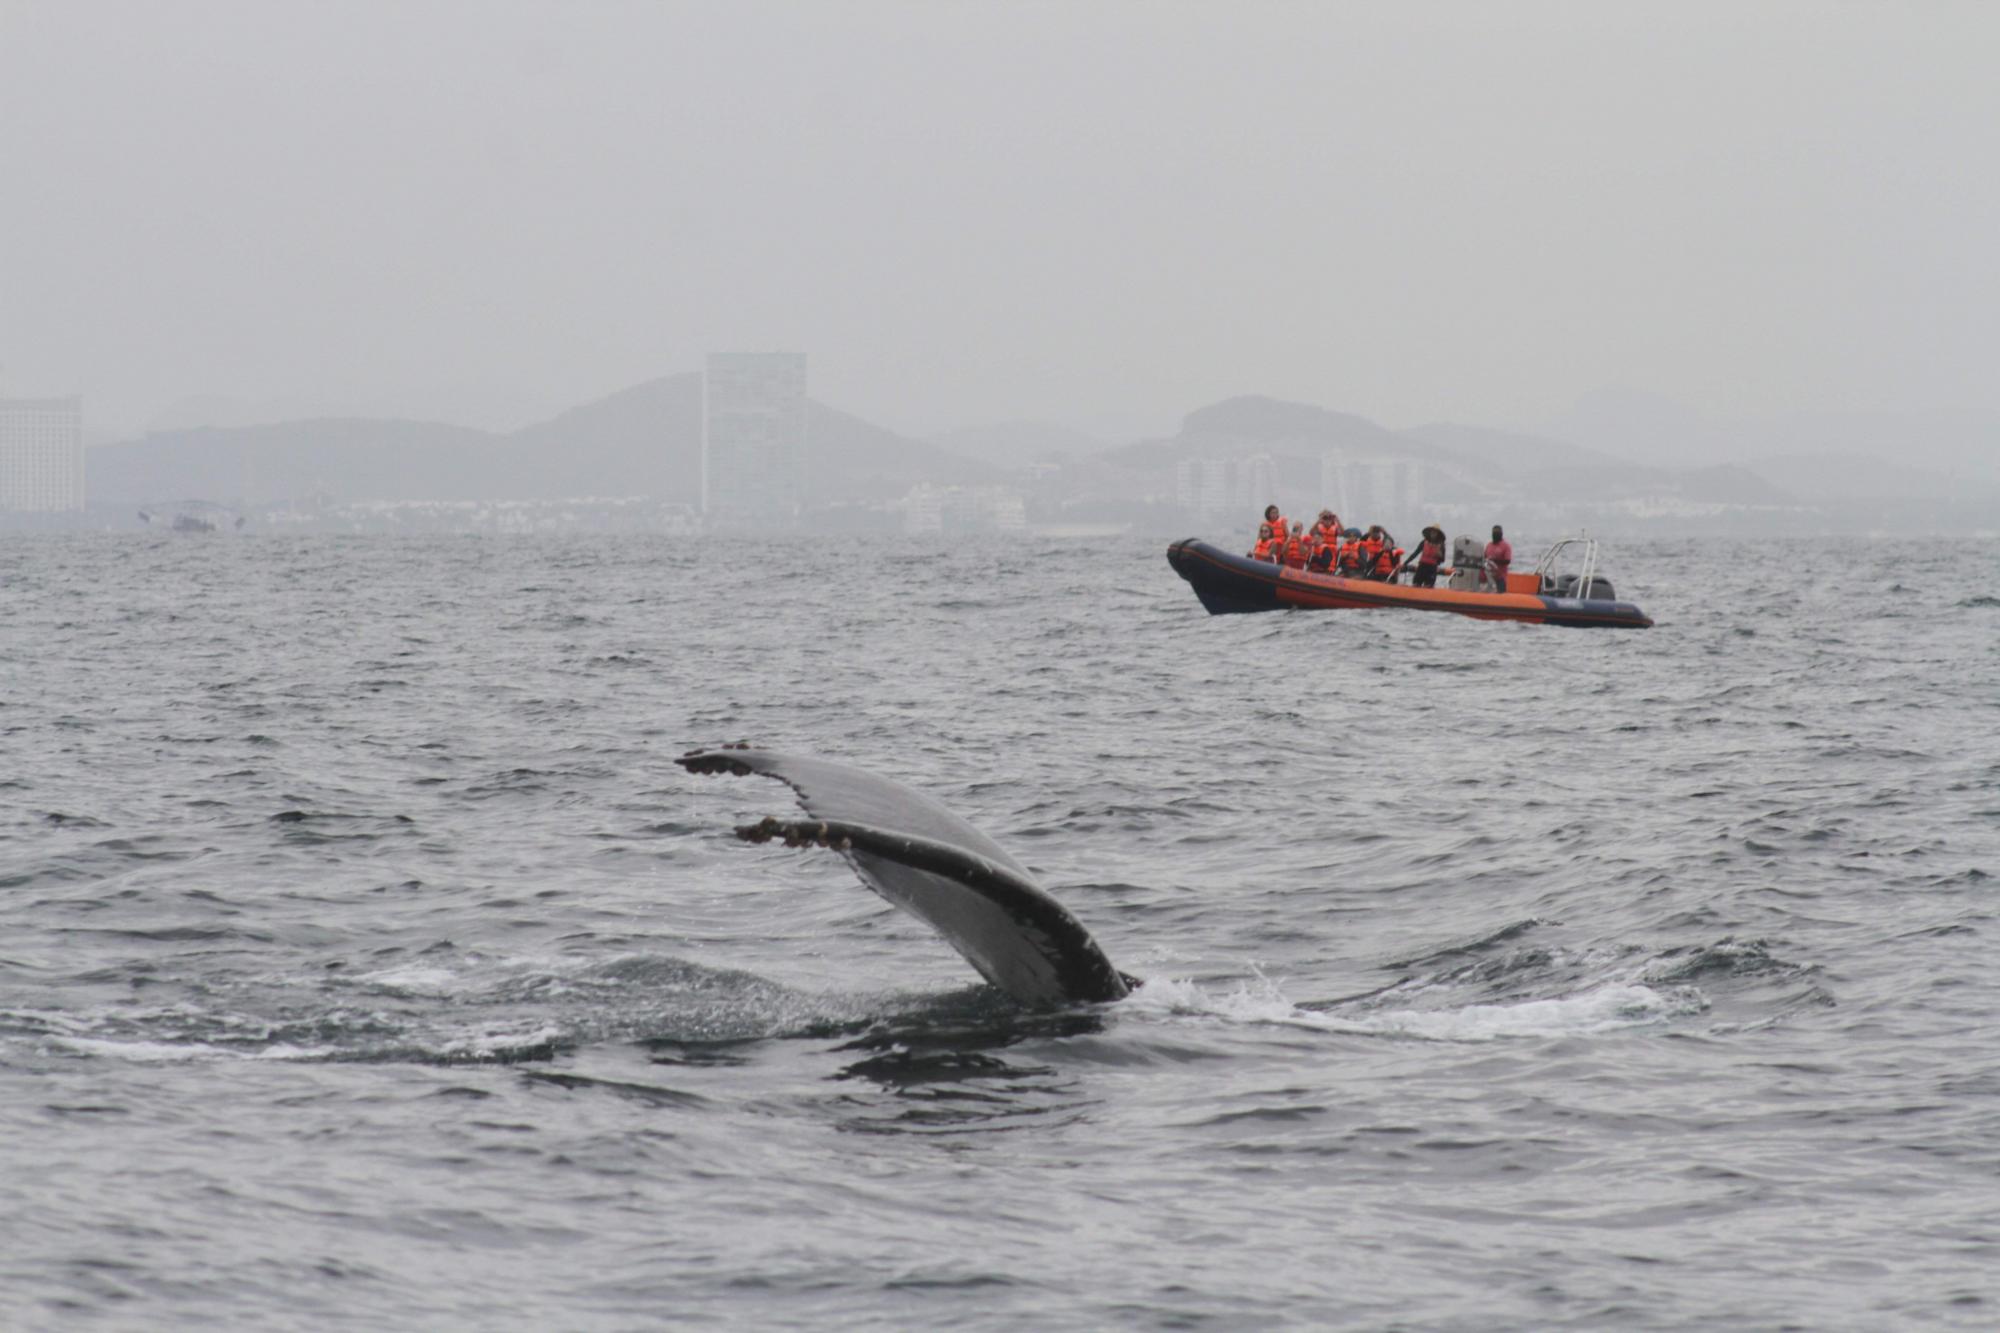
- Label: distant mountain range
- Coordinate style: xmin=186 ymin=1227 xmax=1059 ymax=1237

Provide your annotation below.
xmin=87 ymin=373 xmax=1000 ymax=507
xmin=1081 ymin=394 xmax=1787 ymax=504
xmin=926 ymin=420 xmax=1110 ymax=469
xmin=77 ymin=376 xmax=1999 ymax=532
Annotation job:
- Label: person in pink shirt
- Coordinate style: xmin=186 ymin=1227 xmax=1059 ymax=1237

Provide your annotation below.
xmin=1484 ymin=524 xmax=1513 ymax=593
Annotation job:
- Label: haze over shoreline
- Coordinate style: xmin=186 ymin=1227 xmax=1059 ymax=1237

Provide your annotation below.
xmin=21 ymin=372 xmax=1988 ymax=538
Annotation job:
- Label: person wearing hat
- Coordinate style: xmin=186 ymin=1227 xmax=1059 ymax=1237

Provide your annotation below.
xmin=1405 ymin=525 xmax=1447 ymax=588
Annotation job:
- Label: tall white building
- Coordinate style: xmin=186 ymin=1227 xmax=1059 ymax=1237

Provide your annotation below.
xmin=701 ymin=353 xmax=807 ymax=528
xmin=1321 ymin=452 xmax=1424 ymax=530
xmin=0 ymin=397 xmax=84 ymax=512
xmin=902 ymin=483 xmax=1028 ymax=535
xmin=1174 ymin=458 xmax=1231 ymax=518
xmin=1175 ymin=454 xmax=1286 ymax=527
xmin=1236 ymin=454 xmax=1279 ymax=515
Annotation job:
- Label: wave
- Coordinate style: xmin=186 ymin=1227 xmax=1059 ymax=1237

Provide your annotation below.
xmin=13 ymin=952 xmax=998 ymax=1068
xmin=21 ymin=925 xmax=1794 ymax=1069
xmin=1384 ymin=917 xmax=1548 ymax=970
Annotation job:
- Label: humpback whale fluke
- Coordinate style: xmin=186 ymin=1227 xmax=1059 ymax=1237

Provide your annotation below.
xmin=678 ymin=747 xmax=1134 ymax=1008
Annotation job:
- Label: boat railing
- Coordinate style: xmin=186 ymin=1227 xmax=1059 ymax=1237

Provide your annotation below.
xmin=1532 ymin=533 xmax=1609 ymax=598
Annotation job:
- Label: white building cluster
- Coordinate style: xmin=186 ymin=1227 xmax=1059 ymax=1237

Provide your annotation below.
xmin=0 ymin=396 xmax=84 ymax=512
xmin=1320 ymin=453 xmax=1425 ymax=530
xmin=1173 ymin=454 xmax=1279 ymax=523
xmin=901 ymin=483 xmax=1028 ymax=535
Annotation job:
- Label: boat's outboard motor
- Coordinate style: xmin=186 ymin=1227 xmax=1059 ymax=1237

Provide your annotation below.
xmin=1448 ymin=535 xmax=1486 ymax=591
xmin=1549 ymin=573 xmax=1617 ymax=600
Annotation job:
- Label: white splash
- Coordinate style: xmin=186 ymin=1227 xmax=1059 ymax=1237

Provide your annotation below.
xmin=352 ymin=962 xmax=479 ymax=997
xmin=51 ymin=1036 xmax=230 ymax=1062
xmin=1123 ymin=975 xmax=1706 ymax=1042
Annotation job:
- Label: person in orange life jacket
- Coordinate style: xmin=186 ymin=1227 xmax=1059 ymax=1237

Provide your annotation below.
xmin=1403 ymin=525 xmax=1446 ymax=588
xmin=1306 ymin=522 xmax=1336 ymax=573
xmin=1250 ymin=522 xmax=1279 ymax=562
xmin=1372 ymin=533 xmax=1401 ymax=581
xmin=1484 ymin=524 xmax=1513 ymax=592
xmin=1358 ymin=526 xmax=1386 ymax=579
xmin=1260 ymin=504 xmax=1287 ymax=547
xmin=1283 ymin=521 xmax=1309 ymax=568
xmin=1298 ymin=515 xmax=1322 ymax=565
xmin=1359 ymin=526 xmax=1400 ymax=580
xmin=1335 ymin=531 xmax=1365 ymax=576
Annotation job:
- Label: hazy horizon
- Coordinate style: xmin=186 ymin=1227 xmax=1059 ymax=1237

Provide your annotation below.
xmin=5 ymin=1 xmax=1998 ymax=448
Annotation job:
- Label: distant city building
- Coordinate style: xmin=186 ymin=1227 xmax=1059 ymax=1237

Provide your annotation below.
xmin=1174 ymin=453 xmax=1281 ymax=524
xmin=1175 ymin=458 xmax=1230 ymax=518
xmin=701 ymin=353 xmax=807 ymax=528
xmin=1237 ymin=453 xmax=1279 ymax=515
xmin=0 ymin=396 xmax=84 ymax=512
xmin=904 ymin=483 xmax=944 ymax=536
xmin=1322 ymin=452 xmax=1424 ymax=529
xmin=901 ymin=483 xmax=1028 ymax=535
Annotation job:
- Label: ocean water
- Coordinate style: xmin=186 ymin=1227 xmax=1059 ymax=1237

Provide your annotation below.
xmin=2 ymin=532 xmax=1996 ymax=1330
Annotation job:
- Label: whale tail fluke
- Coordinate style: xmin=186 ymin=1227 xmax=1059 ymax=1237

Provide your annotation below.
xmin=680 ymin=747 xmax=1132 ymax=1007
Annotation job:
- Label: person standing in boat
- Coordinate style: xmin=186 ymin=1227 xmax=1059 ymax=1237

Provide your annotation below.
xmin=1403 ymin=525 xmax=1447 ymax=588
xmin=1311 ymin=510 xmax=1342 ymax=552
xmin=1484 ymin=524 xmax=1513 ymax=593
xmin=1259 ymin=504 xmax=1287 ymax=547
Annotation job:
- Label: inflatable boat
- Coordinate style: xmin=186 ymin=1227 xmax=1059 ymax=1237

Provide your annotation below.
xmin=1167 ymin=534 xmax=1654 ymax=629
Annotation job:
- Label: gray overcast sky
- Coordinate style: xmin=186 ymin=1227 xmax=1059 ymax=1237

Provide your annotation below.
xmin=3 ymin=0 xmax=1996 ymax=438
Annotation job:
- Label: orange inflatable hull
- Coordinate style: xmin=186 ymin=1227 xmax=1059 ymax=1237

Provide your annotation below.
xmin=1167 ymin=539 xmax=1654 ymax=629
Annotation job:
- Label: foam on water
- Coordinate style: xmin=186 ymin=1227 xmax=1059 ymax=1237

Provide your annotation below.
xmin=50 ymin=1036 xmax=248 ymax=1063
xmin=354 ymin=963 xmax=470 ymax=997
xmin=1121 ymin=974 xmax=1707 ymax=1041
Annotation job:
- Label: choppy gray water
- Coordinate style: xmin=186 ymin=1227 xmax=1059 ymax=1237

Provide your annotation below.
xmin=2 ymin=533 xmax=1996 ymax=1330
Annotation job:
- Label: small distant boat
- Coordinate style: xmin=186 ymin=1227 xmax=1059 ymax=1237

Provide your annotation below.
xmin=138 ymin=501 xmax=246 ymax=534
xmin=1168 ymin=534 xmax=1654 ymax=629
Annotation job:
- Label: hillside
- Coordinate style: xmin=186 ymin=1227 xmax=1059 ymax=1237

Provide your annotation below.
xmin=928 ymin=420 xmax=1109 ymax=469
xmin=1100 ymin=395 xmax=1417 ymax=467
xmin=84 ymin=374 xmax=992 ymax=508
xmin=69 ymin=380 xmax=1993 ymax=534
xmin=87 ymin=418 xmax=501 ymax=504
xmin=1405 ymin=422 xmax=1614 ymax=474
